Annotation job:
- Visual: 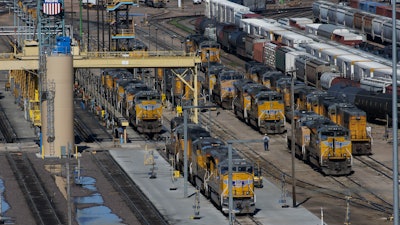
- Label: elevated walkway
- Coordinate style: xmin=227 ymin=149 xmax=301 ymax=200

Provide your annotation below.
xmin=0 ymin=51 xmax=201 ymax=70
xmin=106 ymin=0 xmax=138 ymax=11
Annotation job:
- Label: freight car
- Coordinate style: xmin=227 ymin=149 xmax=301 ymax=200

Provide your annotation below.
xmin=166 ymin=120 xmax=256 ymax=214
xmin=287 ymin=111 xmax=353 ymax=176
xmin=312 ymin=0 xmax=400 ymax=47
xmin=233 ymin=79 xmax=286 ymax=134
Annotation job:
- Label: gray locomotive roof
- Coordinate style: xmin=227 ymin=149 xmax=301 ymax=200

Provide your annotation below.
xmin=328 ymin=84 xmax=363 ymax=104
xmin=174 ymin=124 xmax=211 ymax=140
xmin=193 ymin=137 xmax=225 ymax=148
xmin=328 ymin=102 xmax=366 ymax=116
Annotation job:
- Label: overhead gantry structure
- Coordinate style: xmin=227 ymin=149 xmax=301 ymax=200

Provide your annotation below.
xmin=1 ymin=0 xmax=202 ymax=158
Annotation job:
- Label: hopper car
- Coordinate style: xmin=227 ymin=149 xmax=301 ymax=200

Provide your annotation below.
xmin=166 ymin=120 xmax=256 ymax=214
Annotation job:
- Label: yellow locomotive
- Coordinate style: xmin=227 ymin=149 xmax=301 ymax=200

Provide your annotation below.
xmin=306 ymin=91 xmax=371 ymax=155
xmin=128 ymin=90 xmax=163 ymax=136
xmin=185 ymin=34 xmax=221 ymax=72
xmin=287 ymin=111 xmax=353 ymax=175
xmin=212 ymin=69 xmax=244 ymax=109
xmin=203 ymin=62 xmax=224 ymax=97
xmin=233 ymin=79 xmax=286 ymax=134
xmin=166 ymin=120 xmax=256 ymax=214
xmin=100 ymin=69 xmax=163 ymax=138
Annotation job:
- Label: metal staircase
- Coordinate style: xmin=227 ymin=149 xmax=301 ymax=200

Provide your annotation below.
xmin=46 ymin=80 xmax=56 ymax=156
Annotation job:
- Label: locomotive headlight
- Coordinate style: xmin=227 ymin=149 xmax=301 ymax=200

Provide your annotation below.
xmin=246 ymin=191 xmax=249 ymax=195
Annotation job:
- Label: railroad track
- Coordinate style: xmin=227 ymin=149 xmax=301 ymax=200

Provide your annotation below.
xmin=6 ymin=152 xmax=63 ymax=225
xmin=330 ymin=175 xmax=393 ymax=214
xmin=235 ymin=215 xmax=264 ymax=225
xmin=73 ymin=101 xmax=113 ymax=143
xmin=91 ymin=151 xmax=169 ymax=225
xmin=356 ymin=156 xmax=393 ymax=180
xmin=195 ymin=110 xmax=395 ymax=216
xmin=0 ymin=103 xmax=17 ymax=143
xmin=73 ymin=98 xmax=169 ymax=225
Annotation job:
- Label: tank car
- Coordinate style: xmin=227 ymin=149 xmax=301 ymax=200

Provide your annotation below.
xmin=287 ymin=111 xmax=353 ymax=176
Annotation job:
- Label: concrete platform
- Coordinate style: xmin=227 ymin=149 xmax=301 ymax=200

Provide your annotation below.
xmin=110 ymin=146 xmax=324 ymax=225
xmin=0 ymin=71 xmax=39 ymax=151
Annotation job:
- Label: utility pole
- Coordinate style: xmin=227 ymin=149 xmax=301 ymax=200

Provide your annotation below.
xmin=344 ymin=196 xmax=351 ymax=225
xmin=290 ymin=69 xmax=297 ymax=208
xmin=391 ymin=0 xmax=399 ymax=224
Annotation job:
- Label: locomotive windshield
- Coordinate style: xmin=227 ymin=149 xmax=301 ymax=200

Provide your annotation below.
xmin=320 ymin=130 xmax=348 ymax=140
xmin=137 ymin=94 xmax=161 ymax=102
xmin=220 ymin=74 xmax=244 ymax=81
xmin=220 ymin=166 xmax=253 ymax=174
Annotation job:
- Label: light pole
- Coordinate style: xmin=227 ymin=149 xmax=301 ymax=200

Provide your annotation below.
xmin=226 ymin=139 xmax=265 ymax=225
xmin=391 ymin=0 xmax=399 ymax=224
xmin=171 ymin=35 xmax=176 ymax=49
xmin=290 ymin=68 xmax=297 ymax=208
xmin=181 ymin=40 xmax=184 ymax=52
xmin=148 ymin=24 xmax=151 ymax=50
xmin=155 ymin=27 xmax=158 ymax=54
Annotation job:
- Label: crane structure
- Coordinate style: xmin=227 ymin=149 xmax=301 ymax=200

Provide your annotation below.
xmin=1 ymin=0 xmax=201 ymax=158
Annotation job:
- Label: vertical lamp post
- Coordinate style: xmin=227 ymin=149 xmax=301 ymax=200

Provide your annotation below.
xmin=181 ymin=40 xmax=184 ymax=52
xmin=391 ymin=0 xmax=399 ymax=224
xmin=171 ymin=35 xmax=175 ymax=49
xmin=155 ymin=27 xmax=158 ymax=54
xmin=148 ymin=24 xmax=151 ymax=50
xmin=290 ymin=69 xmax=297 ymax=208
